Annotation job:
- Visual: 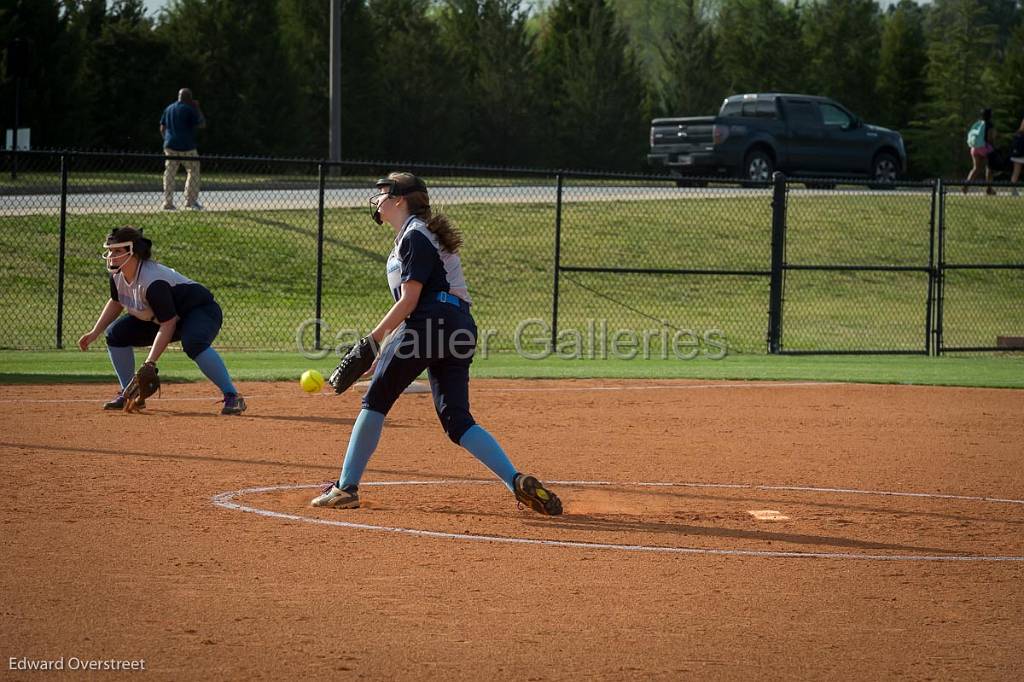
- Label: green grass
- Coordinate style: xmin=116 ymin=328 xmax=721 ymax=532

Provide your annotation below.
xmin=1 ymin=189 xmax=1021 ymax=354
xmin=1 ymin=350 xmax=1021 ymax=388
xmin=0 ymin=169 xmax=315 ymax=191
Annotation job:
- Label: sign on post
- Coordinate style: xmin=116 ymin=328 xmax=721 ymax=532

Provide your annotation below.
xmin=4 ymin=128 xmax=31 ymax=150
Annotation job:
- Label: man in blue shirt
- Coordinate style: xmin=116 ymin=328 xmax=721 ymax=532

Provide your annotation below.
xmin=160 ymin=88 xmax=206 ymax=210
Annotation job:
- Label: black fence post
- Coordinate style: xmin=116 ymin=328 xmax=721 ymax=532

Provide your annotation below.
xmin=551 ymin=173 xmax=563 ymax=350
xmin=767 ymin=171 xmax=787 ymax=353
xmin=315 ymin=162 xmax=326 ymax=351
xmin=926 ymin=179 xmax=938 ymax=356
xmin=935 ymin=178 xmax=945 ymax=355
xmin=56 ymin=152 xmax=69 ymax=349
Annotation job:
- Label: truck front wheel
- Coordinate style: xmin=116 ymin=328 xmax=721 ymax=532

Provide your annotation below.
xmin=871 ymin=152 xmax=899 ymax=184
xmin=742 ymin=149 xmax=774 ymax=183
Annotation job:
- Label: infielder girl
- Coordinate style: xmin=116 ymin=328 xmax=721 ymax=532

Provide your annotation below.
xmin=78 ymin=226 xmax=246 ymax=415
xmin=312 ymin=173 xmax=562 ymax=515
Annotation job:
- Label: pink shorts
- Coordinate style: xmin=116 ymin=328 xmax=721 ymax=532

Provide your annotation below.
xmin=971 ymin=144 xmax=994 ymax=159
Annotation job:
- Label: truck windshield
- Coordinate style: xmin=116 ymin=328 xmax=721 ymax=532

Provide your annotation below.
xmin=721 ymin=99 xmax=773 ymax=118
xmin=720 ymin=100 xmax=741 ymax=117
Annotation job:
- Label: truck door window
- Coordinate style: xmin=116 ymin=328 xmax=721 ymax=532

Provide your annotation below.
xmin=756 ymin=99 xmax=778 ymax=118
xmin=785 ymin=101 xmax=822 ymax=127
xmin=742 ymin=100 xmax=757 ymax=117
xmin=819 ymin=103 xmax=852 ymax=128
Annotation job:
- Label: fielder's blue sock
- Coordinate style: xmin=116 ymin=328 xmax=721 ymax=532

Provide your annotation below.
xmin=107 ymin=345 xmax=135 ymax=390
xmin=459 ymin=425 xmax=518 ymax=490
xmin=194 ymin=347 xmax=237 ymax=395
xmin=338 ymin=409 xmax=386 ymax=490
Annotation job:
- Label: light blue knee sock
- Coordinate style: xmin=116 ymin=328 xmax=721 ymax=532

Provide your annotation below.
xmin=338 ymin=409 xmax=387 ymax=490
xmin=194 ymin=347 xmax=237 ymax=395
xmin=107 ymin=345 xmax=135 ymax=390
xmin=459 ymin=425 xmax=518 ymax=490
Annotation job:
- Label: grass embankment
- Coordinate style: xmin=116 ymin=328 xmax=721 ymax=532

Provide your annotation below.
xmin=1 ymin=188 xmax=1020 ymax=359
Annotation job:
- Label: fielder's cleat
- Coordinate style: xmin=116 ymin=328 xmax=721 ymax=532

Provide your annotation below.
xmin=311 ymin=482 xmax=359 ymax=509
xmin=162 ymin=203 xmax=177 ymax=210
xmin=104 ymin=394 xmax=144 ymax=410
xmin=220 ymin=394 xmax=247 ymax=415
xmin=514 ymin=474 xmax=562 ymax=516
xmin=185 ymin=202 xmax=205 ymax=211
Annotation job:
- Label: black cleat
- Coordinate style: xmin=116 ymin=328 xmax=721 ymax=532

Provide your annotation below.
xmin=514 ymin=474 xmax=562 ymax=516
xmin=220 ymin=394 xmax=247 ymax=415
xmin=104 ymin=394 xmax=144 ymax=410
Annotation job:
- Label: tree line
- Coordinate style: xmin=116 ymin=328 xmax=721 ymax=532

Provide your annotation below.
xmin=1 ymin=0 xmax=1022 ymax=178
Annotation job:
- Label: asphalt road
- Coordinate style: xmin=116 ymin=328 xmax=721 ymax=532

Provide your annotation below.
xmin=1 ymin=184 xmax=932 ymax=216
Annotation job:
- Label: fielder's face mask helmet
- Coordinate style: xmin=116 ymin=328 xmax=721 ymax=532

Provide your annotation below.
xmin=103 ymin=241 xmax=134 ymax=274
xmin=369 ymin=173 xmax=428 ymax=225
xmin=102 ymin=228 xmax=150 ymax=274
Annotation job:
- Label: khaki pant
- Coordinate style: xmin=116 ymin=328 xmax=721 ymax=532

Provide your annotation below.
xmin=163 ymin=148 xmax=200 ymax=207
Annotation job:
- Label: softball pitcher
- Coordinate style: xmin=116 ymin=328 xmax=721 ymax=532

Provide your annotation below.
xmin=78 ymin=226 xmax=246 ymax=415
xmin=312 ymin=172 xmax=562 ymax=515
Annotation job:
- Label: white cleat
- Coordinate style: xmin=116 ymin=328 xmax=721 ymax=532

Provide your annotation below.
xmin=311 ymin=482 xmax=359 ymax=508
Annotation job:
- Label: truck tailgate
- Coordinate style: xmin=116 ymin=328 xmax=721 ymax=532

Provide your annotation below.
xmin=650 ymin=116 xmax=716 ymax=151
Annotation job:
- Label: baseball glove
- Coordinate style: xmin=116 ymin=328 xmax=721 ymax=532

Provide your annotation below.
xmin=122 ymin=361 xmax=160 ymax=412
xmin=327 ymin=337 xmax=378 ymax=394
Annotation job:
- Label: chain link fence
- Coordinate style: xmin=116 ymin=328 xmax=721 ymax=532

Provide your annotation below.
xmin=0 ymin=151 xmax=560 ymax=353
xmin=938 ymin=181 xmax=1024 ymax=352
xmin=1 ymin=151 xmax=66 ymax=349
xmin=556 ymin=177 xmax=772 ymax=355
xmin=1 ymin=151 xmax=1021 ymax=355
xmin=779 ymin=178 xmax=936 ymax=353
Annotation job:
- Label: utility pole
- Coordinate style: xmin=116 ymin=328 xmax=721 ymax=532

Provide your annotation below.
xmin=329 ymin=0 xmax=342 ymax=165
xmin=7 ymin=38 xmax=30 ymax=181
xmin=11 ymin=68 xmax=20 ymax=181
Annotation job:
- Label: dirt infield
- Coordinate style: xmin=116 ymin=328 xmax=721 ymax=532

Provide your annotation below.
xmin=2 ymin=379 xmax=1022 ymax=680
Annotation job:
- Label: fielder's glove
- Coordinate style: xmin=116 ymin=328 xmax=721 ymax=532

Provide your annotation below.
xmin=327 ymin=337 xmax=378 ymax=394
xmin=123 ymin=361 xmax=160 ymax=412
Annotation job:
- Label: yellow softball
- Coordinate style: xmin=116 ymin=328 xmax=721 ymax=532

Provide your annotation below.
xmin=299 ymin=369 xmax=325 ymax=393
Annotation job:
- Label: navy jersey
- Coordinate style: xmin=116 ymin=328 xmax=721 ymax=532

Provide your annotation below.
xmin=109 ymin=260 xmax=214 ymax=323
xmin=386 ymin=216 xmax=471 ymax=305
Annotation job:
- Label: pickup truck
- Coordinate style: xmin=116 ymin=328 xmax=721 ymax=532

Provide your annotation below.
xmin=648 ymin=93 xmax=906 ymax=185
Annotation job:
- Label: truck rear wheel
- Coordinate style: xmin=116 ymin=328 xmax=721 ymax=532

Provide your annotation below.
xmin=742 ymin=149 xmax=774 ymax=184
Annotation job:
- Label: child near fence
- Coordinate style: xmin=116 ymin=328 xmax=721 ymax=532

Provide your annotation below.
xmin=1011 ymin=115 xmax=1024 ymax=197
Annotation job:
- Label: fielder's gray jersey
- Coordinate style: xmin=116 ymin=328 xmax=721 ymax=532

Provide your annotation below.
xmin=109 ymin=260 xmax=213 ymax=322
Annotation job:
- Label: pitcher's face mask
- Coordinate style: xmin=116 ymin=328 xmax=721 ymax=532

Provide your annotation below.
xmin=370 ymin=184 xmax=393 ymax=225
xmin=369 ymin=174 xmax=427 ymax=225
xmin=103 ymin=241 xmax=133 ymax=274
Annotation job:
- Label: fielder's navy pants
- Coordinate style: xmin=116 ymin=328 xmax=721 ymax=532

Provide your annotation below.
xmin=105 ymin=301 xmax=223 ymax=360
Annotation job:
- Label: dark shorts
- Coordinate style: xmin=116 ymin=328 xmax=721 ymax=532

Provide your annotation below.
xmin=106 ymin=301 xmax=223 ymax=360
xmin=363 ymin=304 xmax=478 ymax=444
